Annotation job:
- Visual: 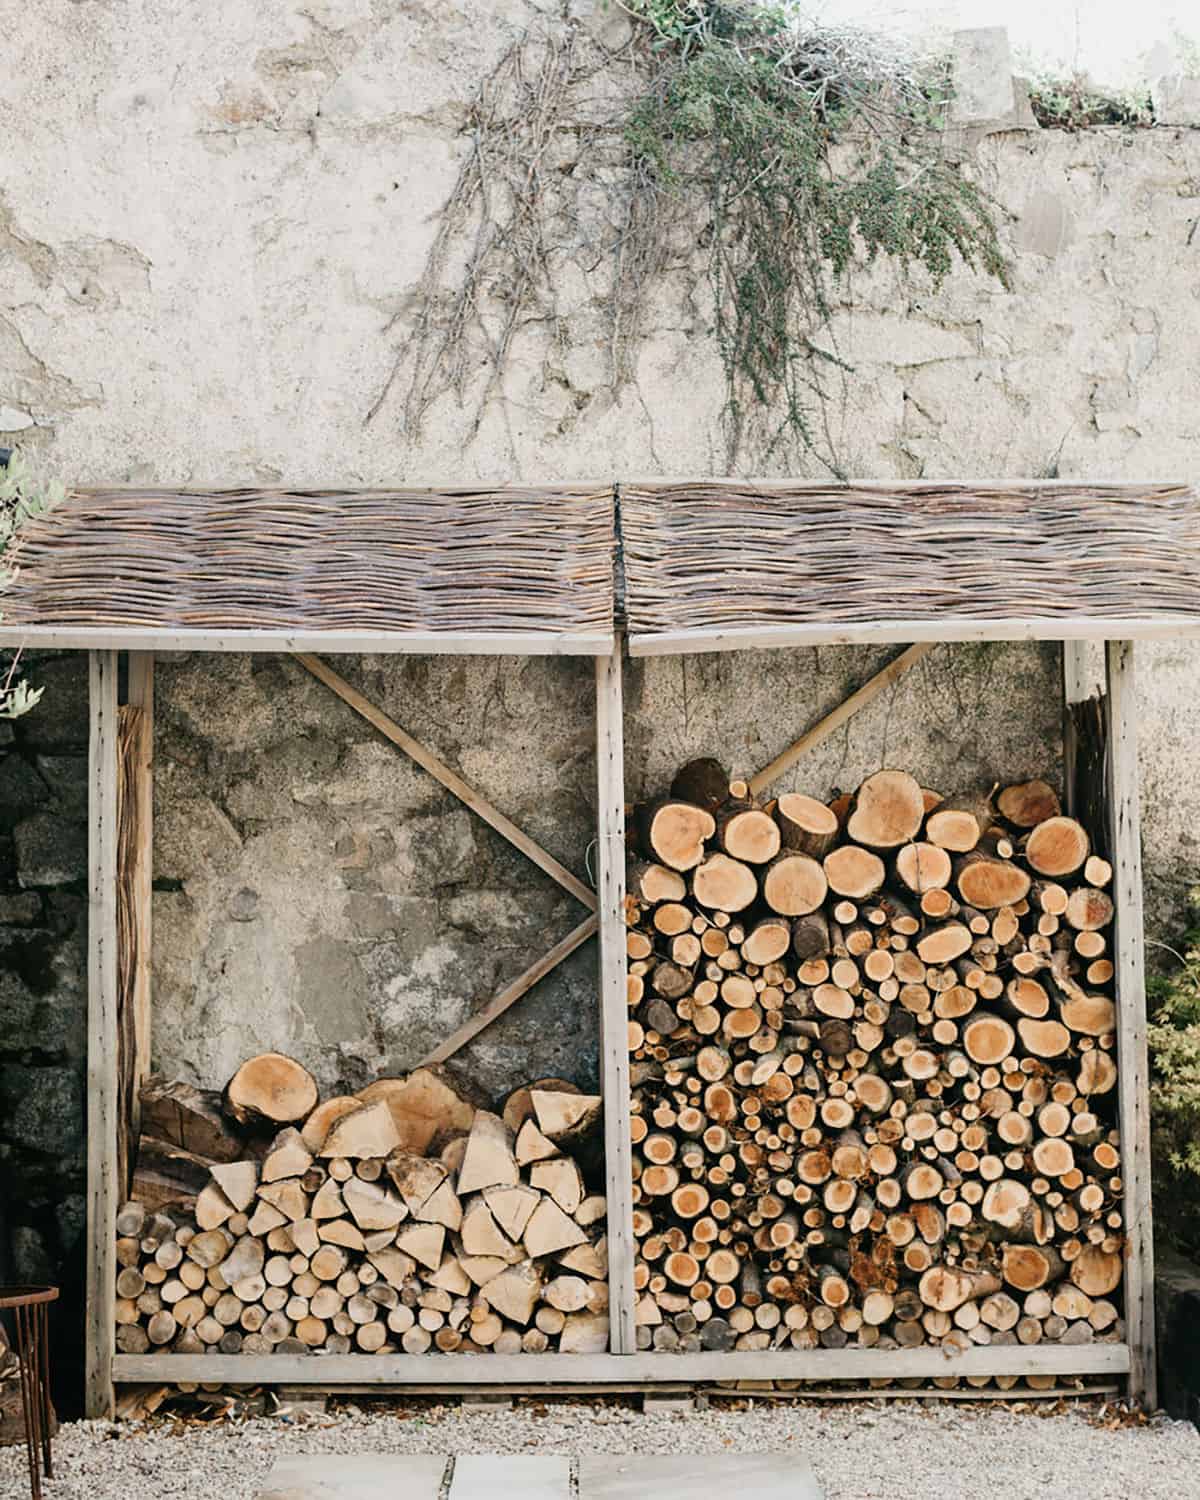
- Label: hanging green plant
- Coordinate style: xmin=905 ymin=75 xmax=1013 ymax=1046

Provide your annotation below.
xmin=620 ymin=1 xmax=1009 ymax=468
xmin=372 ymin=1 xmax=1009 ymax=475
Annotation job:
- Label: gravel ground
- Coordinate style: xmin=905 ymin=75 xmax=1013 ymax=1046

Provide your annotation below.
xmin=1 ymin=1398 xmax=1197 ymax=1500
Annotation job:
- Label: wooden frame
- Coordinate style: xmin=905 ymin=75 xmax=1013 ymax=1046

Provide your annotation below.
xmin=3 ymin=627 xmax=613 ymax=655
xmin=78 ymin=612 xmax=1159 ymax=1411
xmin=87 ymin=639 xmax=637 ymax=1415
xmin=85 ymin=651 xmax=120 ymax=1417
xmin=628 ymin=619 xmax=1200 ymax=656
xmin=1104 ymin=642 xmax=1156 ymax=1408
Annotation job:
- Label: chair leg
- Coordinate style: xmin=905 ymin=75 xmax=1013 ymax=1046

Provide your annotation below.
xmin=15 ymin=1304 xmax=42 ymax=1500
xmin=37 ymin=1302 xmax=53 ymax=1477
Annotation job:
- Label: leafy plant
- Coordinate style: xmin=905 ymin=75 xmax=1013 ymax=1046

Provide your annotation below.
xmin=1148 ymin=885 xmax=1200 ymax=1258
xmin=1027 ymin=72 xmax=1153 ymax=130
xmin=374 ymin=0 xmax=1009 ymax=476
xmin=0 ymin=447 xmax=62 ymax=719
xmin=620 ymin=1 xmax=1008 ymax=469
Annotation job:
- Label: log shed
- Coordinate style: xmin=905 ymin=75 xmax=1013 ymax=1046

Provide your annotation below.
xmin=1 ymin=479 xmax=1197 ymax=1414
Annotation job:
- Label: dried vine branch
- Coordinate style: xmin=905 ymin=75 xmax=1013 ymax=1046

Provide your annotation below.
xmin=367 ymin=19 xmax=622 ymax=436
xmin=369 ymin=1 xmax=1010 ymax=475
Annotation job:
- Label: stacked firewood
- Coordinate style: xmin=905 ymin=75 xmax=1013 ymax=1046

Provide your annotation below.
xmin=117 ymin=1061 xmax=608 ymax=1355
xmin=627 ymin=761 xmax=1125 ymax=1358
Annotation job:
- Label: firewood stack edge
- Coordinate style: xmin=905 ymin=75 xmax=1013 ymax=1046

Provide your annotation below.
xmin=626 ymin=760 xmax=1125 ymax=1376
xmin=116 ymin=1064 xmax=609 ymax=1356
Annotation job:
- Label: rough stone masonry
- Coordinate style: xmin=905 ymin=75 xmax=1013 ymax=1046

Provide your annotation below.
xmin=1 ymin=4 xmax=1199 ymax=1381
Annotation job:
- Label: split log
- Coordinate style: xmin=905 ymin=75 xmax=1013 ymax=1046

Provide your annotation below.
xmin=140 ymin=1077 xmax=245 ymax=1163
xmin=318 ymin=1101 xmax=401 ymax=1160
xmin=359 ymin=1066 xmax=481 ymax=1154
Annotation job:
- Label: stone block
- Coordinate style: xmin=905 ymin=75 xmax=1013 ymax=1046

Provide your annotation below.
xmin=11 ymin=657 xmax=88 ymax=751
xmin=37 ymin=754 xmax=88 ymax=813
xmin=0 ymin=754 xmax=49 ymax=826
xmin=0 ymin=892 xmax=42 ymax=925
xmin=951 ymin=28 xmax=1016 ymax=123
xmin=579 ymin=1455 xmax=822 ymax=1500
xmin=0 ymin=1064 xmax=84 ymax=1158
xmin=0 ymin=928 xmax=84 ymax=1050
xmin=451 ymin=1456 xmax=571 ymax=1500
xmin=1153 ymin=74 xmax=1200 ymax=126
xmin=257 ymin=1456 xmax=447 ymax=1500
xmin=1015 ymin=191 xmax=1073 ymax=259
xmin=14 ymin=811 xmax=87 ymax=887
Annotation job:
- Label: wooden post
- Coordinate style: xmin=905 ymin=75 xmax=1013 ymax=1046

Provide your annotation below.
xmin=595 ymin=642 xmax=636 ymax=1354
xmin=1062 ymin=641 xmax=1093 ymax=818
xmin=1104 ymin=640 xmax=1156 ymax=1409
xmin=125 ymin=653 xmax=154 ymax=1140
xmin=86 ymin=651 xmax=120 ymax=1418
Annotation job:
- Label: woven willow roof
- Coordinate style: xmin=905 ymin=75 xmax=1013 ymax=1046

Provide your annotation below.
xmin=2 ymin=481 xmax=1198 ymax=654
xmin=621 ymin=482 xmax=1200 ymax=653
xmin=0 ymin=487 xmax=616 ymax=653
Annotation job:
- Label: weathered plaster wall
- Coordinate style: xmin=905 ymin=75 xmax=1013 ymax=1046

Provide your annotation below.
xmin=1 ymin=1 xmax=1199 ymax=1379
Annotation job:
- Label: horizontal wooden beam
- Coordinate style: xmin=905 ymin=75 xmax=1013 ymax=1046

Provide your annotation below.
xmin=112 ymin=1343 xmax=1128 ymax=1385
xmin=0 ymin=627 xmax=615 ymax=656
xmin=619 ymin=477 xmax=1184 ymax=491
xmin=420 ymin=913 xmax=599 ymax=1066
xmin=629 ymin=619 xmax=1200 ymax=655
xmin=297 ymin=654 xmax=596 ymax=911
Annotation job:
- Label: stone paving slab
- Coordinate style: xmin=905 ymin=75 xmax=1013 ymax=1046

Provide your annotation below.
xmin=256 ymin=1454 xmax=448 ymax=1499
xmin=450 ymin=1454 xmax=572 ymax=1500
xmin=255 ymin=1451 xmax=822 ymax=1500
xmin=579 ymin=1454 xmax=822 ymax=1500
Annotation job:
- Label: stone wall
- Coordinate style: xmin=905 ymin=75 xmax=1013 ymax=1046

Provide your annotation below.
xmin=2 ymin=2 xmax=1200 ymax=1392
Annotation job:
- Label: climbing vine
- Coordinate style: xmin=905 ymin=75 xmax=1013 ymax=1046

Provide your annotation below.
xmin=371 ymin=1 xmax=1009 ymax=474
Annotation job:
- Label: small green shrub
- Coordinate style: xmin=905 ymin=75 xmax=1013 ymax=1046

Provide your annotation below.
xmin=1027 ymin=73 xmax=1153 ymax=130
xmin=0 ymin=447 xmax=62 ymax=719
xmin=1148 ymin=885 xmax=1200 ymax=1258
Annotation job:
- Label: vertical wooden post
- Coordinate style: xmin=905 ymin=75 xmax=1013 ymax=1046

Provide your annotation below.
xmin=125 ymin=653 xmax=154 ymax=1136
xmin=595 ymin=642 xmax=636 ymax=1354
xmin=1061 ymin=641 xmax=1090 ymax=818
xmin=86 ymin=651 xmax=120 ymax=1418
xmin=1104 ymin=640 xmax=1156 ymax=1409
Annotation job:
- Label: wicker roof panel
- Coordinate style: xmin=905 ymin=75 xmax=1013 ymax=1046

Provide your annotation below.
xmin=2 ymin=488 xmax=614 ymax=644
xmin=621 ymin=482 xmax=1200 ymax=649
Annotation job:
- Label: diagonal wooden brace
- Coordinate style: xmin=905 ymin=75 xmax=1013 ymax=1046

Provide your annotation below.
xmin=295 ymin=653 xmax=598 ymax=1067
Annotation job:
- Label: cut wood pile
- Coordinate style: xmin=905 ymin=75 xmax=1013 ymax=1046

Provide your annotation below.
xmin=116 ymin=1062 xmax=608 ymax=1356
xmin=627 ymin=761 xmax=1126 ymax=1362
